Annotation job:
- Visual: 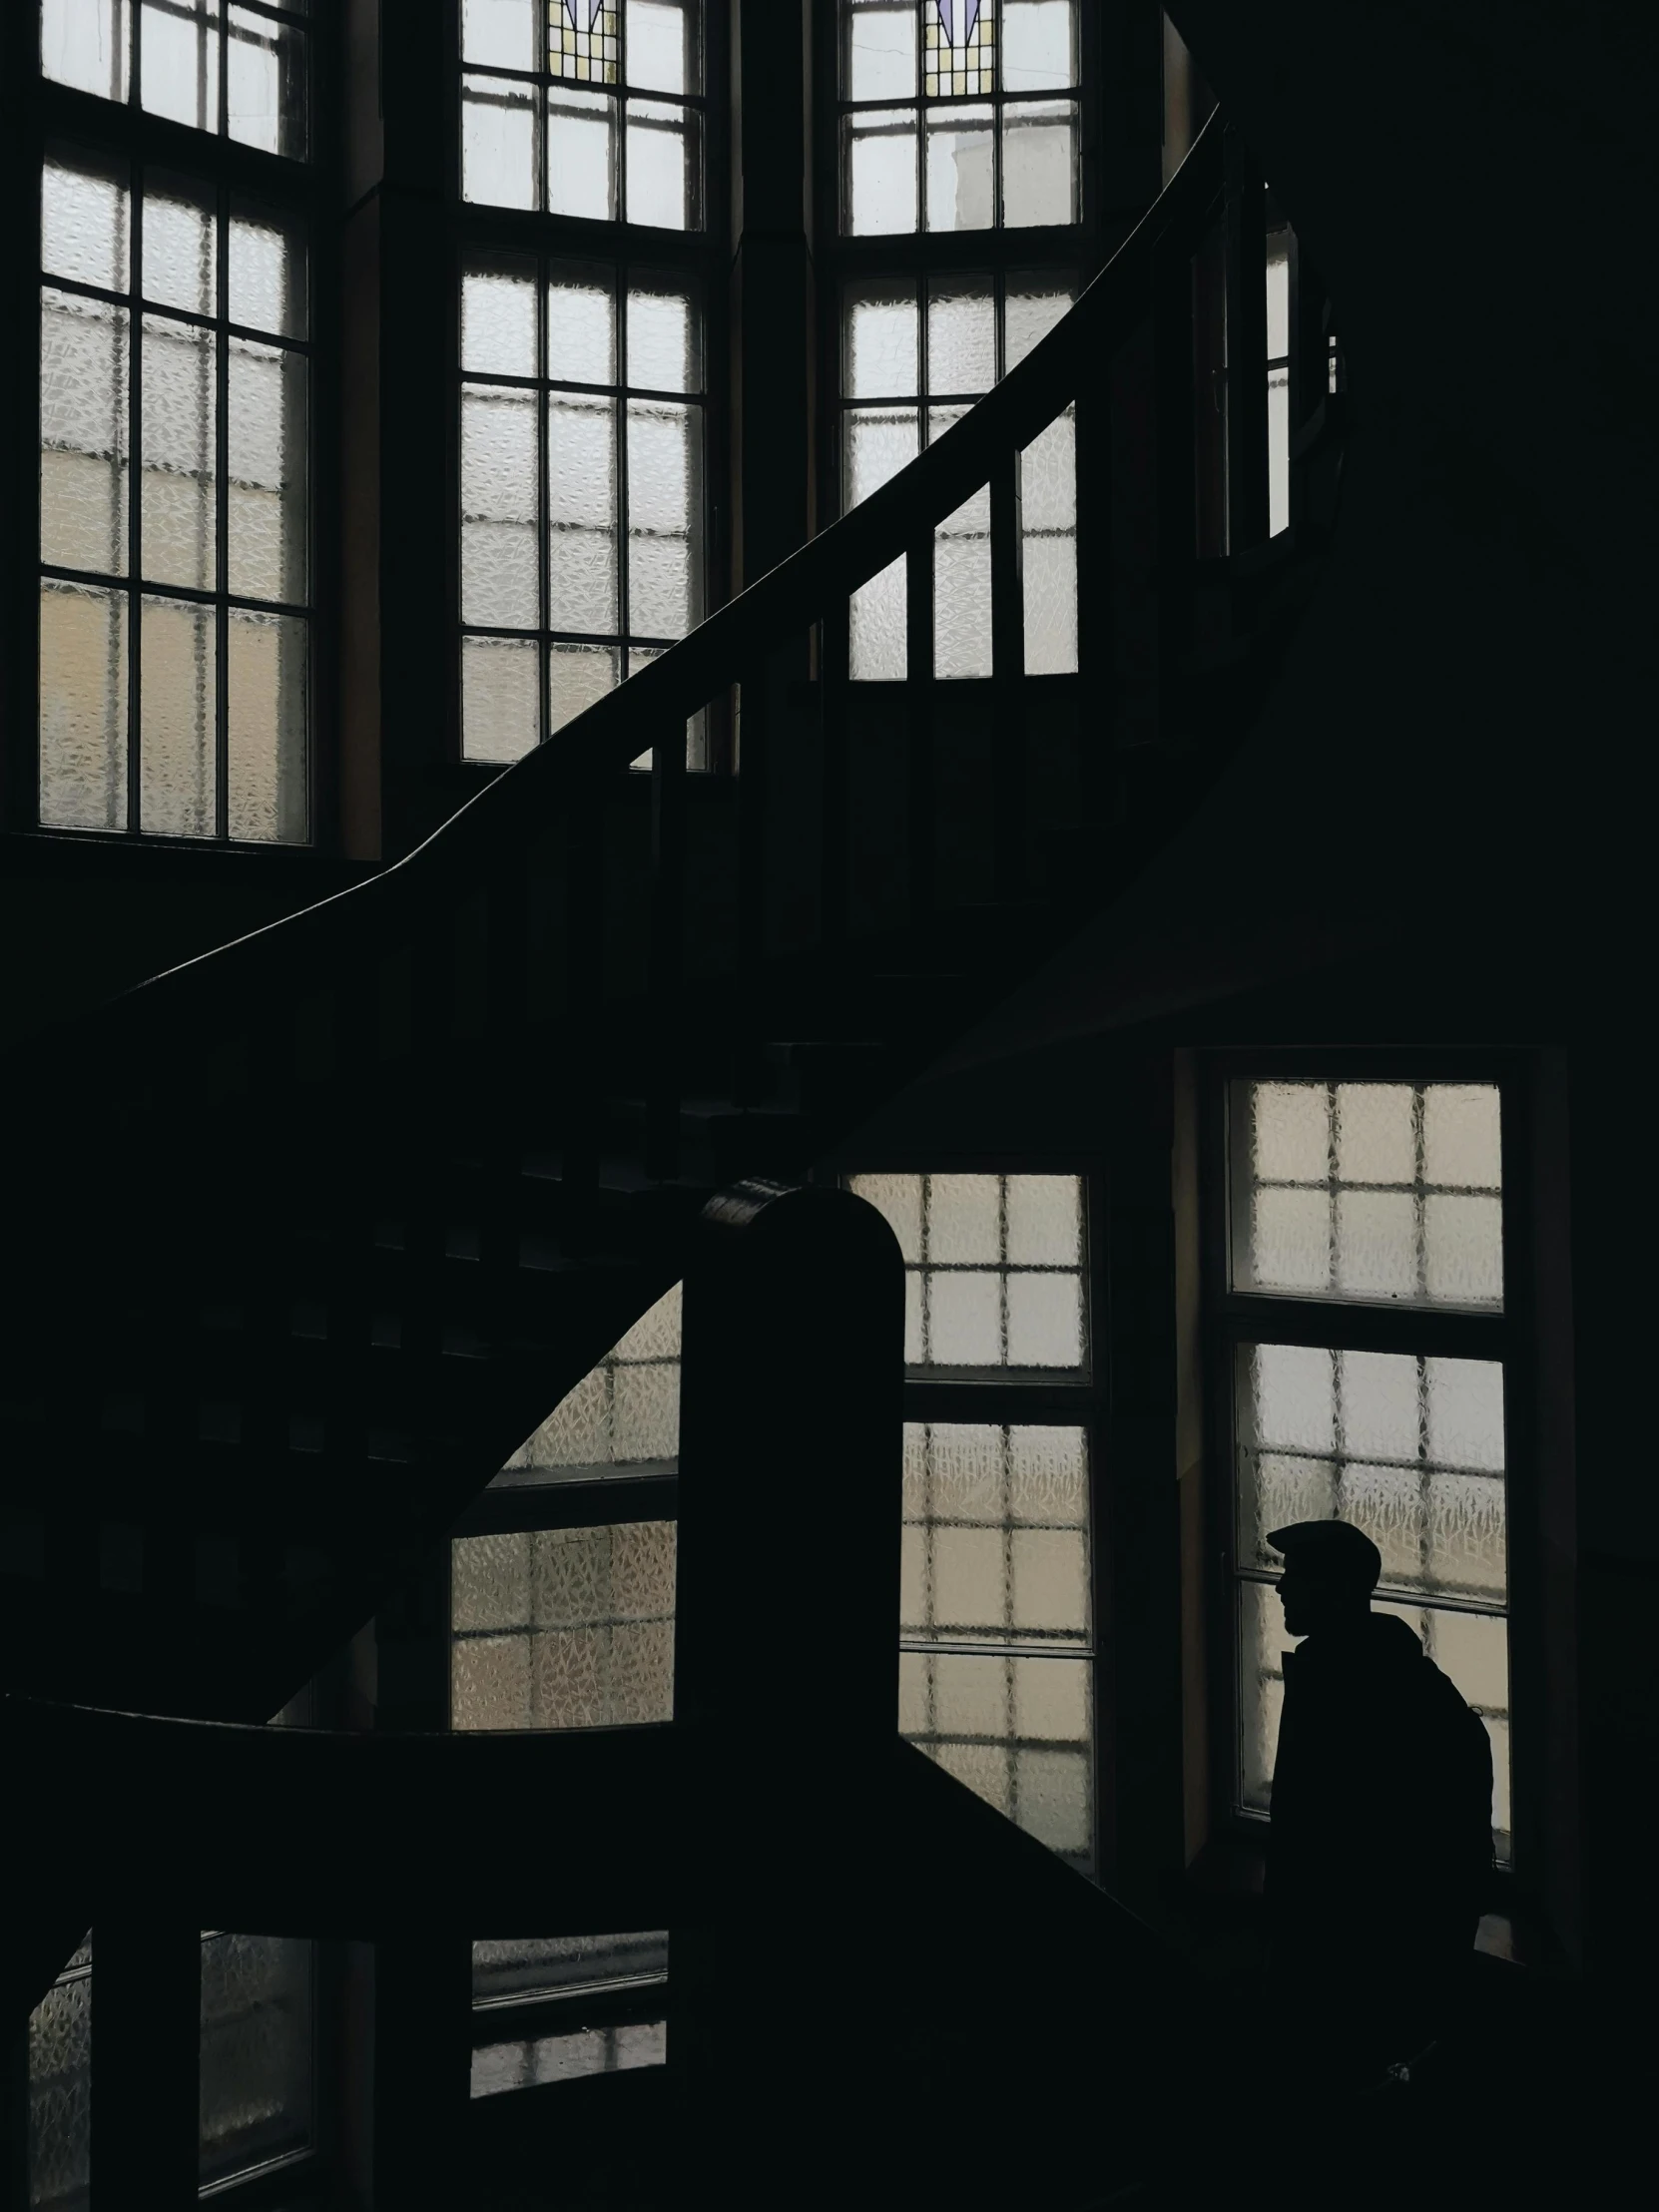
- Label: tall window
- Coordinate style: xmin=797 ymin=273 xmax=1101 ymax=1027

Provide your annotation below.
xmin=848 ymin=1172 xmax=1099 ymax=1875
xmin=1220 ymin=1077 xmax=1513 ymax=1861
xmin=37 ymin=3 xmax=312 ymax=842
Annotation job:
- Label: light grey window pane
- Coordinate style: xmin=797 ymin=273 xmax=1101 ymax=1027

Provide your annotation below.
xmin=453 ymin=1633 xmax=534 ymax=1728
xmin=1244 ymin=1341 xmax=1337 ymax=1454
xmin=462 ymin=633 xmax=540 ymax=763
xmin=548 ymin=86 xmax=616 ymax=220
xmin=140 ymin=593 xmax=217 ymax=835
xmin=1424 ymin=1194 xmax=1503 ymax=1304
xmin=462 ymin=382 xmax=539 ymax=629
xmin=1002 ymin=1 xmax=1077 ymax=90
xmin=1020 ymin=532 xmax=1077 ymax=674
xmin=229 ymin=203 xmax=307 ymax=339
xmin=549 ymin=642 xmax=619 ymax=736
xmin=228 ymin=7 xmax=306 ymax=159
xmin=628 ymin=2 xmax=698 ymax=96
xmin=1423 ymin=1085 xmax=1502 ymax=1188
xmin=848 ymin=1173 xmax=923 ymax=1263
xmin=1005 ymin=1270 xmax=1083 ymax=1366
xmin=550 ymin=271 xmax=617 ymax=385
xmin=43 ymin=151 xmax=131 ymax=291
xmin=453 ymin=1530 xmax=532 ymax=1633
xmin=1268 ymin=361 xmax=1290 ymax=534
xmin=1266 ymin=233 xmax=1291 ymax=357
xmin=847 ymin=2 xmax=915 ymax=101
xmin=903 ymin=1271 xmax=923 ymax=1361
xmin=848 ymin=407 xmax=917 ymax=678
xmin=141 ymin=0 xmax=220 ymax=135
xmin=471 ymin=2020 xmax=667 ymax=2098
xmin=1238 ymin=1450 xmax=1338 ymax=1573
xmin=1008 ymin=1424 xmax=1087 ymax=1524
xmin=464 ymin=71 xmax=540 ymax=209
xmin=927 ymin=1172 xmax=1000 ymax=1262
xmin=899 ymin=1650 xmax=1094 ymax=1870
xmin=628 ymin=399 xmax=701 ymax=636
xmin=848 ymin=405 xmax=918 ymax=508
xmin=142 ymin=314 xmax=217 ymax=592
xmin=844 ymin=281 xmax=917 ymax=400
xmin=845 ymin=110 xmax=917 ymax=236
xmin=1002 ymin=99 xmax=1077 ymax=227
xmin=40 ymin=290 xmax=131 ymax=578
xmin=932 ymin=421 xmax=993 ymax=682
xmin=1020 ymin=407 xmax=1076 ymax=534
xmin=1425 ymin=1357 xmax=1505 ymax=1472
xmin=1005 ymin=279 xmax=1074 ymax=367
xmin=472 ymin=1932 xmax=668 ymax=2006
xmin=1335 ymin=1188 xmax=1417 ymax=1298
xmin=925 ymin=104 xmax=994 ymax=232
xmin=462 ymin=0 xmax=535 ymax=70
xmin=228 ymin=609 xmax=307 ymax=843
xmin=29 ymin=1959 xmax=93 ymax=2210
xmin=610 ymin=1361 xmax=679 ymax=1459
xmin=199 ymin=1932 xmax=312 ymax=2186
xmin=39 ymin=581 xmax=129 ymax=831
xmin=1337 ymin=1082 xmax=1414 ymax=1183
xmin=1342 ymin=1350 xmax=1418 ymax=1460
xmin=463 ymin=259 xmax=538 ymax=378
xmin=927 ymin=1270 xmax=1000 ymax=1364
xmin=626 ymin=99 xmax=697 ymax=230
xmin=628 ymin=281 xmax=700 ymax=394
xmin=43 ymin=0 xmax=132 ymax=101
xmin=144 ymin=177 xmax=216 ymax=316
xmin=228 ymin=338 xmax=306 ymax=604
xmin=1250 ymin=1185 xmax=1329 ymax=1291
xmin=1251 ymin=1080 xmax=1328 ymax=1181
xmin=613 ymin=1282 xmax=683 ymax=1361
xmin=549 ymin=394 xmax=618 ymax=633
xmin=927 ymin=281 xmax=995 ymax=396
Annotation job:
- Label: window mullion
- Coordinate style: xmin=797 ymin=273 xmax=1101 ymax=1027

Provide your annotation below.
xmin=215 ymin=177 xmax=231 ymax=837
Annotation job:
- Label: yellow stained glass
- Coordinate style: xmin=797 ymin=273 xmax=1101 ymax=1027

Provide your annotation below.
xmin=924 ymin=1 xmax=994 ymax=99
xmin=550 ymin=1 xmax=620 ymax=87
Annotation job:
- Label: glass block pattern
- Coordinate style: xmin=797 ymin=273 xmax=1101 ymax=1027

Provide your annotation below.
xmin=199 ymin=1932 xmax=313 ymax=2186
xmin=840 ymin=281 xmax=1077 ymax=679
xmin=451 ymin=1521 xmax=678 ymax=1729
xmin=29 ymin=1948 xmax=92 ymax=2212
xmin=472 ymin=2019 xmax=666 ymax=2097
xmin=492 ymin=1282 xmax=682 ymax=1480
xmin=551 ymin=1 xmax=619 ymax=84
xmin=1231 ymin=1080 xmax=1504 ymax=1309
xmin=39 ymin=150 xmax=310 ymax=843
xmin=847 ymin=1174 xmax=1086 ymax=1368
xmin=901 ymin=1648 xmax=1093 ymax=1868
xmin=42 ymin=1 xmax=309 ymax=157
xmin=473 ymin=1931 xmax=668 ymax=2005
xmin=925 ymin=1 xmax=995 ymax=98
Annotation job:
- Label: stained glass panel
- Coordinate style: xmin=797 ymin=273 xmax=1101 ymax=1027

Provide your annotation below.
xmin=924 ymin=1 xmax=996 ymax=100
xmin=550 ymin=1 xmax=619 ymax=85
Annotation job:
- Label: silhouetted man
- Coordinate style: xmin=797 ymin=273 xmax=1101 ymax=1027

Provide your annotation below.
xmin=1265 ymin=1519 xmax=1494 ymax=2088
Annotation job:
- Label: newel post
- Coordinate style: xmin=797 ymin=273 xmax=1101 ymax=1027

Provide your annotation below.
xmin=671 ymin=1181 xmax=904 ymax=2202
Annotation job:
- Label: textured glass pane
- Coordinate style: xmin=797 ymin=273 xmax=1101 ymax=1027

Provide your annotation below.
xmin=1246 ymin=1342 xmax=1336 ymax=1453
xmin=844 ymin=282 xmax=917 ymax=400
xmin=199 ymin=1932 xmax=312 ymax=2185
xmin=229 ymin=204 xmax=306 ymax=339
xmin=41 ymin=290 xmax=131 ymax=578
xmin=849 ymin=407 xmax=917 ymax=508
xmin=932 ymin=408 xmax=991 ymax=679
xmin=229 ymin=340 xmax=306 ymax=603
xmin=452 ymin=1632 xmax=533 ymax=1728
xmin=141 ymin=594 xmax=217 ymax=835
xmin=629 ymin=283 xmax=700 ymax=394
xmin=463 ymin=633 xmax=540 ymax=763
xmin=548 ymin=87 xmax=616 ymax=220
xmin=472 ymin=1931 xmax=668 ymax=2005
xmin=144 ymin=178 xmax=216 ymax=315
xmin=925 ymin=104 xmax=994 ymax=232
xmin=1266 ymin=236 xmax=1291 ymax=359
xmin=550 ymin=272 xmax=617 ymax=385
xmin=1006 ymin=1271 xmax=1082 ymax=1366
xmin=1238 ymin=1451 xmax=1338 ymax=1572
xmin=463 ymin=383 xmax=539 ymax=629
xmin=227 ymin=609 xmax=306 ymax=841
xmin=463 ymin=260 xmax=538 ymax=378
xmin=142 ymin=314 xmax=217 ymax=591
xmin=627 ymin=400 xmax=700 ymax=637
xmin=629 ymin=2 xmax=696 ymax=96
xmin=228 ymin=7 xmax=306 ymax=159
xmin=1249 ymin=1185 xmax=1329 ymax=1290
xmin=927 ymin=1271 xmax=1000 ymax=1364
xmin=927 ymin=282 xmax=995 ymax=395
xmin=1020 ymin=410 xmax=1074 ymax=530
xmin=1252 ymin=1081 xmax=1328 ymax=1181
xmin=464 ymin=72 xmax=540 ymax=209
xmin=849 ymin=1173 xmax=923 ymax=1263
xmin=43 ymin=0 xmax=132 ymax=101
xmin=464 ymin=0 xmax=536 ymax=70
xmin=1008 ymin=1425 xmax=1087 ymax=1524
xmin=1002 ymin=100 xmax=1077 ymax=227
xmin=454 ymin=1531 xmax=532 ymax=1632
xmin=1425 ymin=1357 xmax=1505 ymax=1472
xmin=1336 ymin=1083 xmax=1414 ymax=1183
xmin=1339 ymin=1462 xmax=1425 ymax=1587
xmin=1022 ymin=531 xmax=1076 ymax=674
xmin=525 ymin=1370 xmax=608 ymax=1467
xmin=472 ymin=2021 xmax=667 ymax=2097
xmin=903 ymin=1271 xmax=923 ymax=1362
xmin=848 ymin=408 xmax=917 ymax=678
xmin=846 ymin=111 xmax=917 ymax=236
xmin=1341 ymin=1350 xmax=1417 ymax=1460
xmin=40 ymin=582 xmax=130 ymax=831
xmin=627 ymin=100 xmax=696 ymax=231
xmin=44 ymin=152 xmax=131 ymax=290
xmin=1002 ymin=1 xmax=1076 ymax=90
xmin=1016 ymin=1745 xmax=1091 ymax=1855
xmin=549 ymin=643 xmax=618 ymax=735
xmin=1010 ymin=1527 xmax=1088 ymax=1635
xmin=1424 ymin=1195 xmax=1503 ymax=1304
xmin=1425 ymin=1472 xmax=1507 ymax=1599
xmin=1424 ymin=1085 xmax=1502 ymax=1188
xmin=611 ymin=1362 xmax=679 ymax=1458
xmin=1269 ymin=363 xmax=1290 ymax=535
xmin=1335 ymin=1189 xmax=1416 ymax=1298
xmin=927 ymin=1173 xmax=1000 ymax=1261
xmin=29 ymin=1963 xmax=93 ymax=2211
xmin=847 ymin=1 xmax=914 ymax=101
xmin=1005 ymin=281 xmax=1073 ymax=369
xmin=549 ymin=395 xmax=618 ymax=633
xmin=142 ymin=0 xmax=220 ymax=135
xmin=900 ymin=1651 xmax=1094 ymax=1867
xmin=1238 ymin=1575 xmax=1287 ymax=1810
xmin=613 ymin=1282 xmax=682 ymax=1361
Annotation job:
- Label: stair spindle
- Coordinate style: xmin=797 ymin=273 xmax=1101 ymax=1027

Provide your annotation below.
xmin=989 ymin=446 xmax=1028 ymax=899
xmin=820 ymin=595 xmax=851 ymax=948
xmin=561 ymin=759 xmax=604 ymax=1237
xmin=646 ymin=691 xmax=688 ymax=1184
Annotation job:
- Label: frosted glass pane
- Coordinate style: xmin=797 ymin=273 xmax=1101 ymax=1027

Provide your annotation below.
xmin=629 ymin=284 xmax=699 ymax=394
xmin=229 ymin=340 xmax=306 ymax=604
xmin=931 ymin=1527 xmax=1005 ymax=1633
xmin=627 ymin=101 xmax=696 ymax=231
xmin=849 ymin=1173 xmax=923 ymax=1263
xmin=1022 ymin=531 xmax=1077 ymax=674
xmin=1336 ymin=1083 xmax=1414 ymax=1183
xmin=463 ymin=384 xmax=539 ymax=629
xmin=44 ymin=152 xmax=131 ymax=291
xmin=463 ymin=0 xmax=535 ymax=71
xmin=1010 ymin=1527 xmax=1087 ymax=1635
xmin=845 ymin=283 xmax=917 ymax=399
xmin=1338 ymin=1462 xmax=1425 ymax=1586
xmin=472 ymin=1932 xmax=668 ymax=2005
xmin=199 ymin=1931 xmax=312 ymax=2185
xmin=1017 ymin=1746 xmax=1091 ymax=1855
xmin=549 ymin=644 xmax=618 ymax=735
xmin=610 ymin=1363 xmax=679 ymax=1459
xmin=928 ymin=283 xmax=995 ymax=395
xmin=1238 ymin=1451 xmax=1338 ymax=1571
xmin=1427 ymin=1608 xmax=1508 ymax=1726
xmin=472 ymin=2021 xmax=667 ymax=2097
xmin=525 ymin=1368 xmax=610 ymax=1465
xmin=1250 ymin=1186 xmax=1329 ymax=1290
xmin=846 ymin=111 xmax=917 ymax=236
xmin=463 ymin=635 xmax=540 ymax=763
xmin=229 ymin=206 xmax=306 ymax=339
xmin=1266 ymin=238 xmax=1291 ymax=358
xmin=1005 ymin=282 xmax=1074 ymax=369
xmin=1002 ymin=101 xmax=1077 ymax=228
xmin=1252 ymin=1081 xmax=1328 ymax=1180
xmin=145 ymin=180 xmax=216 ymax=316
xmin=1007 ymin=1425 xmax=1086 ymax=1524
xmin=549 ymin=88 xmax=616 ymax=220
xmin=1424 ymin=1194 xmax=1503 ymax=1304
xmin=463 ymin=261 xmax=537 ymax=377
xmin=464 ymin=72 xmax=540 ymax=209
xmin=1248 ymin=1342 xmax=1336 ymax=1453
xmin=39 ymin=582 xmax=129 ymax=831
xmin=142 ymin=0 xmax=220 ymax=134
xmin=1424 ymin=1085 xmax=1502 ymax=1188
xmin=848 ymin=408 xmax=917 ymax=678
xmin=927 ymin=1174 xmax=1000 ymax=1262
xmin=550 ymin=273 xmax=616 ymax=385
xmin=901 ymin=1652 xmax=1094 ymax=1866
xmin=925 ymin=105 xmax=994 ymax=232
xmin=903 ymin=1271 xmax=923 ymax=1362
xmin=1424 ymin=1358 xmax=1505 ymax=1472
xmin=908 ymin=1421 xmax=1000 ymax=1523
xmin=1014 ymin=1653 xmax=1089 ymax=1740
xmin=629 ymin=2 xmax=696 ymax=96
xmin=1003 ymin=2 xmax=1076 ymax=90
xmin=29 ymin=1964 xmax=93 ymax=2210
xmin=1269 ymin=364 xmax=1290 ymax=535
xmin=454 ymin=1531 xmax=531 ymax=1633
xmin=1006 ymin=1271 xmax=1082 ymax=1366
xmin=1425 ymin=1473 xmax=1507 ymax=1599
xmin=535 ymin=1616 xmax=674 ymax=1727
xmin=228 ymin=609 xmax=306 ymax=842
xmin=927 ymin=1271 xmax=1000 ymax=1364
xmin=1341 ymin=1350 xmax=1418 ymax=1461
xmin=1020 ymin=410 xmax=1075 ymax=532
xmin=1005 ymin=1175 xmax=1080 ymax=1266
xmin=1335 ymin=1189 xmax=1417 ymax=1298
xmin=627 ymin=400 xmax=700 ymax=638
xmin=40 ymin=290 xmax=131 ymax=578
xmin=934 ymin=490 xmax=993 ymax=679
xmin=142 ymin=315 xmax=217 ymax=591
xmin=613 ymin=1282 xmax=683 ymax=1362
xmin=849 ymin=407 xmax=918 ymax=507
xmin=228 ymin=8 xmax=306 ymax=159
xmin=141 ymin=594 xmax=217 ymax=835
xmin=848 ymin=2 xmax=914 ymax=100
xmin=43 ymin=0 xmax=131 ymax=101
xmin=452 ymin=1634 xmax=533 ymax=1728
xmin=549 ymin=395 xmax=618 ymax=632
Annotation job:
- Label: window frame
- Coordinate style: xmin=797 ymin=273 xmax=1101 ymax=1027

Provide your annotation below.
xmin=1199 ymin=1047 xmax=1536 ymax=1903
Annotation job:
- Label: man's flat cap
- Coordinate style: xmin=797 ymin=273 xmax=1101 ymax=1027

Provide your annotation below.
xmin=1267 ymin=1518 xmax=1382 ymax=1590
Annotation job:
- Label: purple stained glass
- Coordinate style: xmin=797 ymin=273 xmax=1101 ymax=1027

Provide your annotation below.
xmin=561 ymin=1 xmax=606 ymax=26
xmin=938 ymin=4 xmax=983 ymax=42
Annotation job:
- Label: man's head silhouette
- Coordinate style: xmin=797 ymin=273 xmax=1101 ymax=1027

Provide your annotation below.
xmin=1270 ymin=1519 xmax=1382 ymax=1638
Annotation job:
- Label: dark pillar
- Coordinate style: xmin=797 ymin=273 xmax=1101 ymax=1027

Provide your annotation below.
xmin=90 ymin=1923 xmax=200 ymax=2211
